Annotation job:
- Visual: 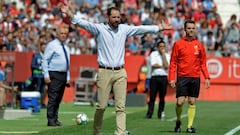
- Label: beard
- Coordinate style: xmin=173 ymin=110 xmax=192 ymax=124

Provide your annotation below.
xmin=109 ymin=21 xmax=120 ymax=29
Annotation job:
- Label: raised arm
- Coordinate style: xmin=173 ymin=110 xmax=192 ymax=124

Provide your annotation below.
xmin=159 ymin=20 xmax=173 ymax=31
xmin=126 ymin=20 xmax=173 ymax=36
xmin=59 ymin=1 xmax=74 ymax=20
xmin=59 ymin=1 xmax=99 ymax=35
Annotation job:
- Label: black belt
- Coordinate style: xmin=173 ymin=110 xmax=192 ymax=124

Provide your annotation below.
xmin=49 ymin=71 xmax=67 ymax=74
xmin=99 ymin=65 xmax=124 ymax=70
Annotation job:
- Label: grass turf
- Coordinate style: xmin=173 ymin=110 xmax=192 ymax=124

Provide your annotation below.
xmin=0 ymin=101 xmax=240 ymax=135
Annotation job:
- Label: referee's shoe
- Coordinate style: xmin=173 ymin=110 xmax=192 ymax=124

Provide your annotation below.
xmin=186 ymin=127 xmax=196 ymax=133
xmin=174 ymin=121 xmax=181 ymax=133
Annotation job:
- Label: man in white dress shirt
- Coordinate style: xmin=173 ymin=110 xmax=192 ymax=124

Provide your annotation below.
xmin=145 ymin=40 xmax=170 ymax=119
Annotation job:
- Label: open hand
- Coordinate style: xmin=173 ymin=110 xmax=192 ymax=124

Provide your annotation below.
xmin=44 ymin=78 xmax=51 ymax=84
xmin=59 ymin=1 xmax=74 ymax=19
xmin=205 ymin=79 xmax=210 ymax=89
xmin=59 ymin=2 xmax=68 ymax=14
xmin=159 ymin=20 xmax=173 ymax=30
xmin=169 ymin=80 xmax=176 ymax=88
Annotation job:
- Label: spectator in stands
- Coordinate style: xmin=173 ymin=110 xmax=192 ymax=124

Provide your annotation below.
xmin=191 ymin=0 xmax=202 ymax=12
xmin=226 ymin=14 xmax=237 ymax=29
xmin=226 ymin=22 xmax=239 ymax=47
xmin=130 ymin=10 xmax=141 ymax=26
xmin=202 ymin=0 xmax=215 ymax=15
xmin=15 ymin=37 xmax=24 ymax=52
xmin=68 ymin=40 xmax=77 ymax=54
xmin=164 ymin=0 xmax=175 ymax=11
xmin=207 ymin=6 xmax=221 ymax=29
xmin=5 ymin=32 xmax=16 ymax=51
xmin=202 ymin=30 xmax=216 ymax=52
xmin=225 ymin=22 xmax=239 ymax=54
xmin=172 ymin=12 xmax=184 ymax=31
xmin=86 ymin=8 xmax=99 ymax=23
xmin=222 ymin=45 xmax=231 ymax=57
xmin=176 ymin=0 xmax=189 ymax=18
xmin=173 ymin=26 xmax=185 ymax=42
xmin=140 ymin=8 xmax=150 ymax=24
xmin=1 ymin=15 xmax=15 ymax=33
xmin=84 ymin=0 xmax=100 ymax=9
xmin=214 ymin=24 xmax=225 ymax=50
xmin=214 ymin=45 xmax=223 ymax=57
xmin=61 ymin=4 xmax=172 ymax=135
xmin=8 ymin=2 xmax=20 ymax=18
xmin=112 ymin=0 xmax=124 ymax=11
xmin=36 ymin=0 xmax=50 ymax=13
xmin=152 ymin=0 xmax=163 ymax=12
xmin=145 ymin=40 xmax=170 ymax=120
xmin=124 ymin=0 xmax=138 ymax=12
xmin=192 ymin=5 xmax=206 ymax=23
xmin=198 ymin=20 xmax=210 ymax=42
xmin=142 ymin=34 xmax=155 ymax=55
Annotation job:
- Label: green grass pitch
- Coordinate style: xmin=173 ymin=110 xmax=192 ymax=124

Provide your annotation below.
xmin=0 ymin=101 xmax=240 ymax=135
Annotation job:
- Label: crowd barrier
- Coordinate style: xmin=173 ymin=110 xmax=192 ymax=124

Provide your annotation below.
xmin=0 ymin=52 xmax=239 ymax=101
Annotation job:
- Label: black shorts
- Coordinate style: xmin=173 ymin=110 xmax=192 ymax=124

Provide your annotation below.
xmin=176 ymin=77 xmax=200 ymax=98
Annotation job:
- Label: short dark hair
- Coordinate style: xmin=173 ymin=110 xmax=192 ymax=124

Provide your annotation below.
xmin=184 ymin=20 xmax=195 ymax=28
xmin=207 ymin=31 xmax=213 ymax=35
xmin=157 ymin=40 xmax=165 ymax=47
xmin=107 ymin=7 xmax=120 ymax=16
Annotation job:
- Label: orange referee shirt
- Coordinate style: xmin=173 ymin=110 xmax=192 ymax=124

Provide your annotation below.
xmin=168 ymin=37 xmax=210 ymax=82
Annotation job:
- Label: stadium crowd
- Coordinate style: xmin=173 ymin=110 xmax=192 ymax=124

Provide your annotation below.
xmin=0 ymin=0 xmax=239 ymax=57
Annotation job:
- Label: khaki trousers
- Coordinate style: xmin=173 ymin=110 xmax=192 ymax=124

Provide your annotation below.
xmin=93 ymin=68 xmax=127 ymax=135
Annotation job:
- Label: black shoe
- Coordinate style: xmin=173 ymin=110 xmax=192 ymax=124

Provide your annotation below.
xmin=186 ymin=127 xmax=196 ymax=133
xmin=47 ymin=121 xmax=57 ymax=126
xmin=145 ymin=114 xmax=152 ymax=119
xmin=174 ymin=121 xmax=181 ymax=133
xmin=56 ymin=120 xmax=63 ymax=126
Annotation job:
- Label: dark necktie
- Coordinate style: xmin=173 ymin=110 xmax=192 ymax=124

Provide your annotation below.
xmin=61 ymin=43 xmax=69 ymax=71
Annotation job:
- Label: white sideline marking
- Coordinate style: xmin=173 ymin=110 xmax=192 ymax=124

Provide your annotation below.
xmin=166 ymin=114 xmax=188 ymax=122
xmin=0 ymin=131 xmax=39 ymax=134
xmin=60 ymin=111 xmax=80 ymax=114
xmin=12 ymin=118 xmax=39 ymax=121
xmin=224 ymin=125 xmax=240 ymax=135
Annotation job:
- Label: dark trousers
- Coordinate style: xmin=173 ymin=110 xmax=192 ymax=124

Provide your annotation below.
xmin=47 ymin=71 xmax=67 ymax=123
xmin=32 ymin=77 xmax=45 ymax=104
xmin=147 ymin=76 xmax=168 ymax=117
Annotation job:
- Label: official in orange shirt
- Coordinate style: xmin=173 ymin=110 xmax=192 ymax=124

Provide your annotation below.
xmin=168 ymin=20 xmax=210 ymax=133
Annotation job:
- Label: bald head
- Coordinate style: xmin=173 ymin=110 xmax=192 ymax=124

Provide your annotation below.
xmin=56 ymin=23 xmax=69 ymax=42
